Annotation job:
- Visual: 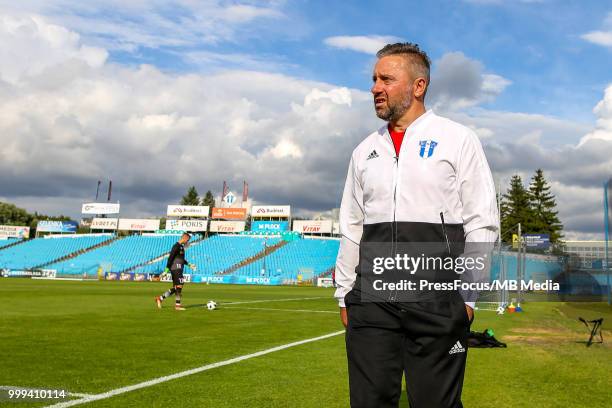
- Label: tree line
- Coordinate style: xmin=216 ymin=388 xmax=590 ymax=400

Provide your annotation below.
xmin=180 ymin=186 xmax=215 ymax=209
xmin=500 ymin=168 xmax=563 ymax=244
xmin=0 ymin=202 xmax=72 ymax=233
xmin=0 ymin=202 xmax=73 ymax=229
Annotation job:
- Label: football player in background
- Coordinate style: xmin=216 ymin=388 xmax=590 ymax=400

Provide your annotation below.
xmin=155 ymin=232 xmax=197 ymax=311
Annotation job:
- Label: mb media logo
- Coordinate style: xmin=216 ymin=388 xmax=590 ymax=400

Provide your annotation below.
xmin=367 ymin=150 xmax=379 ymax=160
xmin=448 ymin=341 xmax=466 ymax=355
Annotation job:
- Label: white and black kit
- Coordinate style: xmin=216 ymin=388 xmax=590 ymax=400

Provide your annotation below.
xmin=335 ymin=110 xmax=499 ymax=408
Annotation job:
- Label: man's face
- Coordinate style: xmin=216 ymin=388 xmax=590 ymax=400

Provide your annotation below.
xmin=371 ymin=55 xmax=414 ymax=122
xmin=180 ymin=234 xmax=190 ymax=244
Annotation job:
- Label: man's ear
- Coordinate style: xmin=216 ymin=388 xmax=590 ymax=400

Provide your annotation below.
xmin=413 ymin=77 xmax=427 ymax=99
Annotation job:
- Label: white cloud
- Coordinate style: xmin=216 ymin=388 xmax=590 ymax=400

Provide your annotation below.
xmin=304 ymin=88 xmax=352 ymax=107
xmin=184 ymin=50 xmax=295 ymax=73
xmin=0 ymin=14 xmax=376 ymax=219
xmin=0 ymin=14 xmax=107 ymax=83
xmin=0 ymin=13 xmax=609 ymax=241
xmin=269 ymin=139 xmax=303 ymax=159
xmin=450 ymin=109 xmax=590 ymax=147
xmin=482 ymin=74 xmax=512 ymax=95
xmin=581 ymin=31 xmax=612 ymax=47
xmin=581 ymin=12 xmax=612 ymax=48
xmin=578 ymin=84 xmax=612 ymax=146
xmin=221 ymin=4 xmax=282 ymax=23
xmin=3 ymin=1 xmax=286 ymax=51
xmin=428 ymin=52 xmax=512 ymax=111
xmin=323 ymin=35 xmax=402 ymax=55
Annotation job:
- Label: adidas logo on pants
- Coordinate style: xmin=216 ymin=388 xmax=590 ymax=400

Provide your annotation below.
xmin=448 ymin=341 xmax=466 ymax=354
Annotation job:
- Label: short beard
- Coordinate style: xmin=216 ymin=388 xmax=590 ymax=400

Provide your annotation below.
xmin=375 ymin=88 xmax=413 ymax=123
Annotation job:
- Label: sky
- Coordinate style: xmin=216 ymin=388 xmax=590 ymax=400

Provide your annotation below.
xmin=0 ymin=0 xmax=611 ymax=239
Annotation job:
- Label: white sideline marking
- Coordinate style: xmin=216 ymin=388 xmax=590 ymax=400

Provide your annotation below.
xmin=222 ymin=296 xmax=327 ymax=305
xmin=224 ymin=306 xmax=336 ymax=314
xmin=44 ymin=330 xmax=345 ymax=408
xmin=0 ymin=386 xmax=94 ymax=398
xmin=66 ymin=392 xmax=94 ymax=398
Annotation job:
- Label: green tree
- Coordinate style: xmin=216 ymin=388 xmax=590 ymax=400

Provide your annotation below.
xmin=501 ymin=175 xmax=534 ymax=243
xmin=201 ymin=190 xmax=215 ymax=213
xmin=180 ymin=186 xmax=200 ymax=206
xmin=0 ymin=202 xmax=72 ymax=229
xmin=528 ymin=169 xmax=563 ymax=243
xmin=0 ymin=202 xmax=32 ymax=226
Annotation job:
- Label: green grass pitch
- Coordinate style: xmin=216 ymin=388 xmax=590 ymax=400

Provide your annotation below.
xmin=0 ymin=279 xmax=610 ymax=407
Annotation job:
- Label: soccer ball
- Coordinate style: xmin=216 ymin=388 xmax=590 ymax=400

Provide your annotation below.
xmin=206 ymin=300 xmax=217 ymax=311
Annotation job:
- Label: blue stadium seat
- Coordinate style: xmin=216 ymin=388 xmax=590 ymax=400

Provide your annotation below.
xmin=49 ymin=235 xmax=179 ymax=275
xmin=2 ymin=234 xmax=342 ymax=284
xmin=0 ymin=239 xmax=21 ymax=250
xmin=133 ymin=235 xmax=280 ymax=276
xmin=231 ymin=238 xmax=339 ymax=281
xmin=0 ymin=235 xmax=112 ymax=270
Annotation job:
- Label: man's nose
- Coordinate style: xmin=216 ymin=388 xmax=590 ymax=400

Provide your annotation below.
xmin=371 ymin=80 xmax=383 ymax=95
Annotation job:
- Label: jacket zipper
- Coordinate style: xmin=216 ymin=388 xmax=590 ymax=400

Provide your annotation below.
xmin=390 ymin=131 xmax=399 ymax=302
xmin=439 ymin=212 xmax=451 ymax=255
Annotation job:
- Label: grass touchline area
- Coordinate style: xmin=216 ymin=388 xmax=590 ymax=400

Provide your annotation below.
xmin=0 ymin=279 xmax=609 ymax=408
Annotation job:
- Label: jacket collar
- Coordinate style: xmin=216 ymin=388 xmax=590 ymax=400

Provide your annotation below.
xmin=379 ymin=109 xmax=435 ymax=149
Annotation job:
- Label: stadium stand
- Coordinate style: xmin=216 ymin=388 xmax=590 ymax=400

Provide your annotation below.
xmin=133 ymin=235 xmax=281 ymax=275
xmin=231 ymin=238 xmax=339 ymax=281
xmin=0 ymin=235 xmax=112 ymax=270
xmin=49 ymin=234 xmax=179 ymax=275
xmin=1 ymin=232 xmax=340 ymax=284
xmin=0 ymin=239 xmax=21 ymax=250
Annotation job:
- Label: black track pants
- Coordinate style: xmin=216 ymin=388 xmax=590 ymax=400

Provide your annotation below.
xmin=345 ymin=291 xmax=472 ymax=408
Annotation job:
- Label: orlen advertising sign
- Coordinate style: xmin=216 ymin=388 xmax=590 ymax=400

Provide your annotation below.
xmin=118 ymin=218 xmax=161 ymax=231
xmin=292 ymin=220 xmax=333 ymax=234
xmin=37 ymin=220 xmax=78 ymax=233
xmin=209 ymin=221 xmax=245 ymax=233
xmin=81 ymin=203 xmax=120 ymax=215
xmin=90 ymin=218 xmax=119 ymax=230
xmin=251 ymin=221 xmax=289 ymax=232
xmin=211 ymin=207 xmax=247 ymax=220
xmin=167 ymin=205 xmax=210 ymax=218
xmin=166 ymin=219 xmax=208 ymax=232
xmin=251 ymin=205 xmax=291 ymax=218
xmin=0 ymin=225 xmax=30 ymax=239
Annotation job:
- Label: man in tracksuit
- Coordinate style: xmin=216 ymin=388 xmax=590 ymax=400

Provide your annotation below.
xmin=335 ymin=43 xmax=498 ymax=407
xmin=155 ymin=233 xmax=197 ymax=311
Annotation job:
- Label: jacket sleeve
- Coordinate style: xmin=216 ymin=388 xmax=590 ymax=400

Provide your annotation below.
xmin=457 ymin=130 xmax=499 ymax=305
xmin=462 ymin=227 xmax=498 ymax=308
xmin=166 ymin=243 xmax=179 ymax=269
xmin=457 ymin=130 xmax=499 ymax=236
xmin=334 ymin=153 xmax=365 ymax=308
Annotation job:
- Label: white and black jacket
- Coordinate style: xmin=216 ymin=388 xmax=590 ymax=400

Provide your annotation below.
xmin=334 ymin=110 xmax=499 ymax=307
